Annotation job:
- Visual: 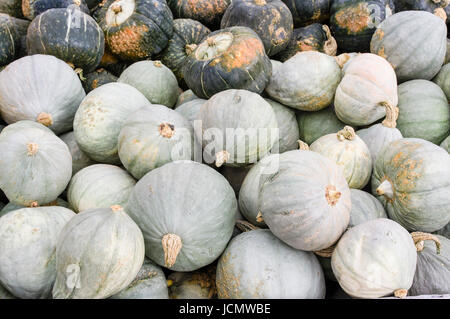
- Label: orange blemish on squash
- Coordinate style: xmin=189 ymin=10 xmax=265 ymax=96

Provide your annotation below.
xmin=377 ymin=46 xmax=387 ymax=59
xmin=373 ymin=29 xmax=384 ymax=41
xmin=100 ymin=49 xmax=119 ymax=67
xmin=334 ymin=2 xmax=370 ymax=34
xmin=216 ymin=251 xmax=243 ymax=299
xmin=220 ymin=38 xmax=265 ymax=72
xmin=92 ymin=79 xmax=99 ymax=89
xmin=108 ymin=25 xmax=150 ymax=59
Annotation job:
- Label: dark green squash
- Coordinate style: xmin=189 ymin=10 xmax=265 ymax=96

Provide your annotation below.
xmin=0 ymin=13 xmax=29 ymax=66
xmin=27 ymin=7 xmax=104 ymax=72
xmin=82 ymin=68 xmax=117 ymax=93
xmin=281 ymin=0 xmax=331 ymax=27
xmin=167 ymin=0 xmax=231 ymax=29
xmin=394 ymin=0 xmax=450 ymax=23
xmin=22 ymin=0 xmax=89 ymax=20
xmin=0 ymin=0 xmax=23 ymax=17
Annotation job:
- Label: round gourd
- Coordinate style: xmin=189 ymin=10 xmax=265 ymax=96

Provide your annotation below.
xmin=73 ymin=82 xmax=152 ymax=164
xmin=310 ymin=126 xmax=373 ymax=189
xmin=196 ymin=89 xmax=278 ymax=167
xmin=216 ymin=229 xmax=326 ymax=298
xmin=259 ymin=150 xmax=351 ymax=251
xmin=22 ymin=0 xmax=89 ymax=20
xmin=68 ymin=164 xmax=136 ymax=213
xmin=27 ymin=7 xmax=105 ymax=72
xmin=349 ymin=189 xmax=387 ymax=227
xmin=52 ymin=205 xmax=145 ymax=299
xmin=167 ymin=0 xmax=231 ymax=29
xmin=433 ymin=63 xmax=450 ymax=101
xmin=0 ymin=13 xmax=28 ymax=66
xmin=82 ymin=68 xmax=117 ymax=94
xmin=275 ymin=23 xmax=337 ymax=62
xmin=0 ymin=0 xmax=23 ymax=17
xmin=0 ymin=121 xmax=72 ymax=206
xmin=265 ymin=51 xmax=342 ymax=111
xmin=281 ymin=0 xmax=331 ymax=27
xmin=440 ymin=135 xmax=450 ymax=152
xmin=372 ymin=138 xmax=450 ymax=232
xmin=174 ymin=98 xmax=206 ymax=125
xmin=118 ymin=60 xmax=179 ymax=108
xmin=396 ymin=79 xmax=450 ymax=145
xmin=334 ymin=53 xmax=398 ymax=126
xmin=370 ymin=10 xmax=447 ymax=82
xmin=60 ymin=131 xmax=97 ymax=176
xmin=93 ymin=0 xmax=173 ymax=61
xmin=110 ymin=258 xmax=169 ymax=299
xmin=0 ymin=198 xmax=70 ymax=217
xmin=330 ymin=0 xmax=394 ymax=52
xmin=168 ymin=266 xmax=217 ymax=299
xmin=175 ymin=89 xmax=199 ymax=106
xmin=118 ymin=105 xmax=194 ymax=179
xmin=0 ymin=207 xmax=75 ymax=299
xmin=220 ymin=0 xmax=293 ymax=56
xmin=126 ymin=160 xmax=237 ymax=272
xmin=183 ymin=26 xmax=272 ymax=99
xmin=331 ymin=218 xmax=417 ymax=299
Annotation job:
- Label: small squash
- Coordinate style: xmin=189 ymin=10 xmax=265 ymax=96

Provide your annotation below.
xmin=22 ymin=0 xmax=89 ymax=20
xmin=168 ymin=266 xmax=217 ymax=299
xmin=440 ymin=135 xmax=450 ymax=152
xmin=372 ymin=138 xmax=450 ymax=232
xmin=183 ymin=26 xmax=272 ymax=99
xmin=0 ymin=0 xmax=23 ymax=17
xmin=60 ymin=131 xmax=97 ymax=176
xmin=0 ymin=13 xmax=29 ymax=66
xmin=174 ymin=98 xmax=206 ymax=125
xmin=0 ymin=198 xmax=70 ymax=217
xmin=281 ymin=0 xmax=331 ymax=27
xmin=167 ymin=0 xmax=231 ymax=29
xmin=175 ymin=89 xmax=199 ymax=106
xmin=52 ymin=205 xmax=145 ymax=299
xmin=82 ymin=68 xmax=117 ymax=94
xmin=433 ymin=63 xmax=450 ymax=101
xmin=349 ymin=189 xmax=387 ymax=227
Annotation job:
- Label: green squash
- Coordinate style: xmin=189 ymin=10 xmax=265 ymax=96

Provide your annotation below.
xmin=0 ymin=121 xmax=72 ymax=206
xmin=73 ymin=82 xmax=152 ymax=164
xmin=118 ymin=60 xmax=179 ymax=108
xmin=281 ymin=0 xmax=331 ymax=27
xmin=126 ymin=160 xmax=237 ymax=272
xmin=196 ymin=89 xmax=278 ymax=167
xmin=22 ymin=0 xmax=89 ymax=20
xmin=433 ymin=63 xmax=450 ymax=101
xmin=175 ymin=89 xmax=199 ymax=106
xmin=59 ymin=131 xmax=97 ymax=176
xmin=118 ymin=104 xmax=194 ymax=179
xmin=0 ymin=0 xmax=23 ymax=17
xmin=0 ymin=207 xmax=75 ymax=299
xmin=310 ymin=126 xmax=372 ymax=189
xmin=52 ymin=205 xmax=145 ymax=299
xmin=27 ymin=7 xmax=105 ymax=72
xmin=372 ymin=138 xmax=450 ymax=232
xmin=68 ymin=164 xmax=136 ymax=213
xmin=396 ymin=79 xmax=450 ymax=145
xmin=216 ymin=229 xmax=326 ymax=298
xmin=440 ymin=135 xmax=450 ymax=152
xmin=0 ymin=55 xmax=86 ymax=135
xmin=183 ymin=26 xmax=272 ymax=99
xmin=259 ymin=150 xmax=351 ymax=251
xmin=82 ymin=68 xmax=117 ymax=94
xmin=168 ymin=266 xmax=217 ymax=299
xmin=174 ymin=98 xmax=206 ymax=125
xmin=167 ymin=0 xmax=231 ymax=29
xmin=349 ymin=189 xmax=387 ymax=227
xmin=0 ymin=13 xmax=28 ymax=66
xmin=332 ymin=218 xmax=417 ymax=298
xmin=370 ymin=10 xmax=447 ymax=82
xmin=265 ymin=51 xmax=342 ymax=111
xmin=0 ymin=197 xmax=70 ymax=217
xmin=110 ymin=258 xmax=169 ymax=299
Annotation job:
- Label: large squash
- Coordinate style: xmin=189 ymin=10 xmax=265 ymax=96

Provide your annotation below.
xmin=216 ymin=229 xmax=326 ymax=298
xmin=27 ymin=7 xmax=105 ymax=72
xmin=183 ymin=26 xmax=272 ymax=99
xmin=0 ymin=207 xmax=75 ymax=299
xmin=281 ymin=0 xmax=331 ymax=27
xmin=174 ymin=98 xmax=206 ymax=124
xmin=0 ymin=121 xmax=72 ymax=206
xmin=22 ymin=0 xmax=89 ymax=20
xmin=52 ymin=205 xmax=145 ymax=299
xmin=167 ymin=0 xmax=231 ymax=29
xmin=370 ymin=10 xmax=447 ymax=82
xmin=433 ymin=63 xmax=450 ymax=101
xmin=372 ymin=138 xmax=450 ymax=232
xmin=0 ymin=13 xmax=28 ymax=66
xmin=126 ymin=160 xmax=237 ymax=272
xmin=0 ymin=55 xmax=85 ymax=135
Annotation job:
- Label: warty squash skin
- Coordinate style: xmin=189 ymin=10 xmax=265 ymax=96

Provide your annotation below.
xmin=27 ymin=8 xmax=105 ymax=72
xmin=0 ymin=198 xmax=70 ymax=217
xmin=372 ymin=138 xmax=450 ymax=232
xmin=52 ymin=205 xmax=145 ymax=299
xmin=118 ymin=104 xmax=194 ymax=179
xmin=440 ymin=135 xmax=450 ymax=152
xmin=183 ymin=26 xmax=272 ymax=99
xmin=82 ymin=68 xmax=117 ymax=94
xmin=94 ymin=0 xmax=173 ymax=61
xmin=167 ymin=0 xmax=231 ymax=29
xmin=22 ymin=0 xmax=89 ymax=20
xmin=126 ymin=160 xmax=237 ymax=272
xmin=0 ymin=207 xmax=75 ymax=299
xmin=0 ymin=13 xmax=29 ymax=66
xmin=73 ymin=82 xmax=152 ymax=164
xmin=0 ymin=55 xmax=86 ymax=135
xmin=0 ymin=0 xmax=23 ymax=17
xmin=331 ymin=218 xmax=417 ymax=299
xmin=370 ymin=10 xmax=447 ymax=82
xmin=433 ymin=63 xmax=450 ymax=101
xmin=174 ymin=98 xmax=206 ymax=125
xmin=60 ymin=131 xmax=97 ymax=176
xmin=216 ymin=229 xmax=326 ymax=298
xmin=168 ymin=266 xmax=217 ymax=299
xmin=0 ymin=121 xmax=72 ymax=206
xmin=281 ymin=0 xmax=331 ymax=27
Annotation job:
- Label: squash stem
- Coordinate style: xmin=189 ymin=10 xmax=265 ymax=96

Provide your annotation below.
xmin=215 ymin=150 xmax=230 ymax=167
xmin=376 ymin=179 xmax=394 ymax=199
xmin=334 ymin=53 xmax=351 ymax=68
xmin=381 ymin=102 xmax=399 ymax=128
xmin=411 ymin=232 xmax=441 ymax=254
xmin=322 ymin=25 xmax=337 ymax=56
xmin=162 ymin=234 xmax=182 ymax=268
xmin=394 ymin=289 xmax=408 ymax=298
xmin=337 ymin=126 xmax=356 ymax=141
xmin=297 ymin=140 xmax=309 ymax=150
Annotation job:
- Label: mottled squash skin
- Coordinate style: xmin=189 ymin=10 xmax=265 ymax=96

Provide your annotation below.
xmin=183 ymin=26 xmax=272 ymax=99
xmin=0 ymin=14 xmax=28 ymax=66
xmin=22 ymin=0 xmax=89 ymax=20
xmin=221 ymin=0 xmax=293 ymax=56
xmin=394 ymin=0 xmax=450 ymax=24
xmin=94 ymin=0 xmax=173 ymax=61
xmin=0 ymin=0 xmax=23 ymax=17
xmin=82 ymin=68 xmax=117 ymax=93
xmin=167 ymin=0 xmax=231 ymax=29
xmin=281 ymin=0 xmax=331 ymax=27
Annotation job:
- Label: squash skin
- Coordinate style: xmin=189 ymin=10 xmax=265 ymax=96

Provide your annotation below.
xmin=0 ymin=121 xmax=72 ymax=206
xmin=126 ymin=160 xmax=237 ymax=272
xmin=174 ymin=98 xmax=206 ymax=125
xmin=22 ymin=0 xmax=89 ymax=20
xmin=372 ymin=138 xmax=450 ymax=232
xmin=27 ymin=8 xmax=105 ymax=72
xmin=0 ymin=55 xmax=86 ymax=135
xmin=183 ymin=26 xmax=272 ymax=99
xmin=175 ymin=89 xmax=199 ymax=106
xmin=216 ymin=229 xmax=326 ymax=298
xmin=0 ymin=197 xmax=70 ymax=217
xmin=60 ymin=131 xmax=97 ymax=176
xmin=167 ymin=0 xmax=231 ymax=29
xmin=349 ymin=189 xmax=387 ymax=227
xmin=168 ymin=266 xmax=217 ymax=299
xmin=52 ymin=206 xmax=145 ymax=299
xmin=332 ymin=218 xmax=417 ymax=299
xmin=396 ymin=80 xmax=450 ymax=145
xmin=281 ymin=0 xmax=331 ymax=27
xmin=435 ymin=223 xmax=449 ymax=239
xmin=94 ymin=0 xmax=173 ymax=61
xmin=82 ymin=68 xmax=117 ymax=94
xmin=0 ymin=207 xmax=75 ymax=299
xmin=0 ymin=0 xmax=23 ymax=17
xmin=440 ymin=135 xmax=450 ymax=152
xmin=0 ymin=14 xmax=29 ymax=66
xmin=433 ymin=63 xmax=450 ymax=102
xmin=370 ymin=11 xmax=447 ymax=82
xmin=73 ymin=82 xmax=152 ymax=164
xmin=394 ymin=0 xmax=450 ymax=24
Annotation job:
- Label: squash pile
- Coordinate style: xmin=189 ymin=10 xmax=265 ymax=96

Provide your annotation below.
xmin=0 ymin=0 xmax=449 ymax=300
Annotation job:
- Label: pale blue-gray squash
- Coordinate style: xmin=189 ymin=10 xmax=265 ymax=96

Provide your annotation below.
xmin=168 ymin=266 xmax=217 ymax=299
xmin=0 ymin=206 xmax=75 ymax=299
xmin=126 ymin=160 xmax=237 ymax=272
xmin=0 ymin=55 xmax=85 ymax=134
xmin=440 ymin=135 xmax=450 ymax=152
xmin=0 ymin=121 xmax=72 ymax=206
xmin=435 ymin=223 xmax=449 ymax=239
xmin=59 ymin=131 xmax=97 ymax=176
xmin=216 ymin=229 xmax=326 ymax=299
xmin=174 ymin=98 xmax=206 ymax=125
xmin=0 ymin=197 xmax=70 ymax=217
xmin=372 ymin=138 xmax=450 ymax=232
xmin=67 ymin=164 xmax=136 ymax=213
xmin=433 ymin=63 xmax=450 ymax=101
xmin=52 ymin=205 xmax=145 ymax=299
xmin=175 ymin=89 xmax=198 ymax=107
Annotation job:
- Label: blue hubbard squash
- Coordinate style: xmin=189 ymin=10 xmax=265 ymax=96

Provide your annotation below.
xmin=281 ymin=0 xmax=331 ymax=27
xmin=174 ymin=98 xmax=206 ymax=125
xmin=0 ymin=13 xmax=29 ymax=66
xmin=22 ymin=0 xmax=89 ymax=20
